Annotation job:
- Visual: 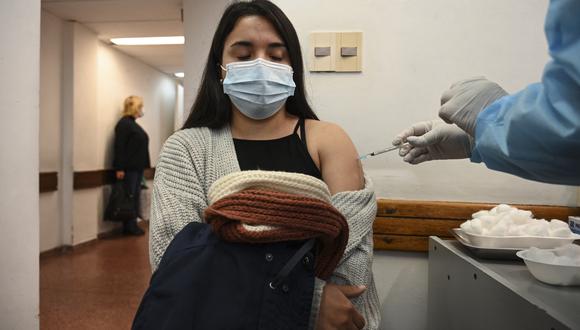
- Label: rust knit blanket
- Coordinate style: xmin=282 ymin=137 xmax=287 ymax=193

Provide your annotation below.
xmin=204 ymin=188 xmax=348 ymax=280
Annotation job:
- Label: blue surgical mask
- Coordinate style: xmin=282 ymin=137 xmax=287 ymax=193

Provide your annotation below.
xmin=221 ymin=58 xmax=296 ymax=120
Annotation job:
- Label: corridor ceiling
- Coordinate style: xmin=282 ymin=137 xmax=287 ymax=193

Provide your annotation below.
xmin=42 ymin=0 xmax=184 ymax=75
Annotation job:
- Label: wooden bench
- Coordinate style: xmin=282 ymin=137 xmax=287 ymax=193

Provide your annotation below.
xmin=373 ymin=199 xmax=580 ymax=252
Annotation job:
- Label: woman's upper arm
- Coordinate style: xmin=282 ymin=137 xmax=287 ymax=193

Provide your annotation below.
xmin=315 ymin=122 xmax=364 ymax=195
xmin=149 ymin=131 xmax=207 ymax=269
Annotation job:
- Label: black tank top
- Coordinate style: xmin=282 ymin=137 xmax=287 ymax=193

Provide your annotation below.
xmin=233 ymin=117 xmax=323 ymax=180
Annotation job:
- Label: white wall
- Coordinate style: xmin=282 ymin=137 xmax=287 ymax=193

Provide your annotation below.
xmin=174 ymin=84 xmax=185 ymax=130
xmin=183 ymin=0 xmax=229 ymax=109
xmin=39 ymin=14 xmax=179 ymax=249
xmin=40 ymin=10 xmax=64 ymax=252
xmin=0 ymin=0 xmax=40 ymax=328
xmin=71 ymin=22 xmax=100 ymax=244
xmin=40 ymin=11 xmax=62 ymax=173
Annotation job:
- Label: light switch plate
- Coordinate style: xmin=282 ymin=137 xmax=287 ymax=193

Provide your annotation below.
xmin=309 ymin=31 xmax=362 ymax=72
xmin=309 ymin=32 xmax=337 ymax=72
xmin=336 ymin=32 xmax=362 ymax=72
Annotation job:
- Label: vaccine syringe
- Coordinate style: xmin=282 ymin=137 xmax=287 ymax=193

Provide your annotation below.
xmin=359 ymin=144 xmax=407 ymax=160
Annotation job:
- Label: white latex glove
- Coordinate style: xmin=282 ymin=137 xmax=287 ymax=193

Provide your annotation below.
xmin=438 ymin=77 xmax=508 ymax=136
xmin=392 ymin=120 xmax=473 ymax=164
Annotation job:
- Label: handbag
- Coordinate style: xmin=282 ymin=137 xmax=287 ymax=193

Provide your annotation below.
xmin=105 ymin=181 xmax=137 ymax=222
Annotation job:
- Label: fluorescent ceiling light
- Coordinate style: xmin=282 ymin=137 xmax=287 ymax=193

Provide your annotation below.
xmin=174 ymin=72 xmax=184 ymax=78
xmin=110 ymin=36 xmax=185 ymax=46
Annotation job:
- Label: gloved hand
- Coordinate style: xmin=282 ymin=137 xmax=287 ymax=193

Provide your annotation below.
xmin=392 ymin=120 xmax=473 ymax=164
xmin=438 ymin=77 xmax=508 ymax=136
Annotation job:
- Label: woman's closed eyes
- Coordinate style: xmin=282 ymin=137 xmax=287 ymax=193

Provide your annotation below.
xmin=229 ymin=41 xmax=288 ymax=63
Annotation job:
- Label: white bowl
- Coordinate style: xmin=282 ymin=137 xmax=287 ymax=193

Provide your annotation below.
xmin=516 ymin=250 xmax=580 ymax=286
xmin=459 ymin=230 xmax=580 ymax=249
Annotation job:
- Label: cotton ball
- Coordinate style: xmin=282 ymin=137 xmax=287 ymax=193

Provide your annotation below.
xmin=496 ymin=216 xmax=513 ymax=234
xmin=549 ymin=219 xmax=569 ymax=230
xmin=479 ymin=215 xmax=498 ymax=230
xmin=488 ymin=222 xmax=508 ymax=236
xmin=469 ymin=218 xmax=484 ymax=235
xmin=472 ymin=210 xmax=490 ymax=219
xmin=526 ymin=246 xmax=541 ymax=256
xmin=524 ymin=220 xmax=550 ymax=237
xmin=497 ymin=215 xmax=512 ymax=227
xmin=496 ymin=204 xmax=513 ymax=214
xmin=535 ymin=219 xmax=550 ymax=236
xmin=552 ymin=256 xmax=577 ymax=266
xmin=548 ymin=220 xmax=571 ymax=238
xmin=492 ymin=216 xmax=513 ymax=235
xmin=507 ymin=225 xmax=524 ymax=236
xmin=539 ymin=219 xmax=551 ymax=233
xmin=550 ymin=227 xmax=572 ymax=238
xmin=460 ymin=221 xmax=472 ymax=233
xmin=520 ymin=209 xmax=533 ymax=218
xmin=511 ymin=210 xmax=533 ymax=225
xmin=553 ymin=244 xmax=580 ymax=258
xmin=526 ymin=247 xmax=556 ymax=263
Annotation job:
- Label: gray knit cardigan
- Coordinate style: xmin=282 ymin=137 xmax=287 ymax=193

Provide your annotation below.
xmin=150 ymin=126 xmax=380 ymax=329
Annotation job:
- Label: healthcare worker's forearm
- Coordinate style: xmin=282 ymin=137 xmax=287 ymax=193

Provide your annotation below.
xmin=470 ymin=0 xmax=580 ymax=185
xmin=470 ymin=85 xmax=580 ymax=185
xmin=471 ymin=82 xmax=580 ymax=185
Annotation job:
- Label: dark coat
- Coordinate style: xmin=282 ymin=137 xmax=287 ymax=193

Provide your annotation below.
xmin=113 ymin=116 xmax=150 ymax=171
xmin=132 ymin=222 xmax=316 ymax=330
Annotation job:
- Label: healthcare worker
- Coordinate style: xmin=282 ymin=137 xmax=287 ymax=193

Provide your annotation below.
xmin=392 ymin=0 xmax=580 ymax=186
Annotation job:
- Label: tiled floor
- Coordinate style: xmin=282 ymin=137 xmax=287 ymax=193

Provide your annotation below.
xmin=40 ymin=223 xmax=150 ymax=330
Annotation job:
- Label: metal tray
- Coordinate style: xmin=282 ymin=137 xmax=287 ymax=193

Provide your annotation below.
xmin=451 ymin=228 xmax=522 ymax=260
xmin=459 ymin=229 xmax=580 ymax=249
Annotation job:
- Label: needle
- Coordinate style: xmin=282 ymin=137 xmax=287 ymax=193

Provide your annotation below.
xmin=359 ymin=144 xmax=406 ymax=160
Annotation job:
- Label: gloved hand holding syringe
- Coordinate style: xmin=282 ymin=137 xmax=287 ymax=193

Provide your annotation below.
xmin=359 ymin=143 xmax=409 ymax=160
xmin=362 ymin=120 xmax=474 ymax=163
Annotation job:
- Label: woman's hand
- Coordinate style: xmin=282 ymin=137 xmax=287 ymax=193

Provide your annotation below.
xmin=116 ymin=171 xmax=125 ymax=180
xmin=316 ymin=283 xmax=366 ymax=330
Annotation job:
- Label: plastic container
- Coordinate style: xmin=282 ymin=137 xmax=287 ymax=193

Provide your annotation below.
xmin=451 ymin=229 xmax=520 ymax=260
xmin=569 ymin=216 xmax=580 ymax=235
xmin=457 ymin=230 xmax=580 ymax=249
xmin=517 ymin=249 xmax=580 ymax=286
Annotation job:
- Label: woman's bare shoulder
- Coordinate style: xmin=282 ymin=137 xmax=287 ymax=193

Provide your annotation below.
xmin=305 ymin=120 xmax=354 ymax=149
xmin=305 ymin=119 xmax=363 ymax=193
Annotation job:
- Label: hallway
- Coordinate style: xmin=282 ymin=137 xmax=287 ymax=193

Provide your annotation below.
xmin=40 ymin=225 xmax=150 ymax=329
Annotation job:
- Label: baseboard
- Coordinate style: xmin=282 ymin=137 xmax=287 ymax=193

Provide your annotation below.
xmin=39 ymin=239 xmax=98 ymax=259
xmin=39 ymin=245 xmax=72 ymax=259
xmin=39 ymin=230 xmax=118 ymax=259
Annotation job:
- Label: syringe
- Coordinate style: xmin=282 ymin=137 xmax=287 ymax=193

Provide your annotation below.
xmin=359 ymin=144 xmax=407 ymax=160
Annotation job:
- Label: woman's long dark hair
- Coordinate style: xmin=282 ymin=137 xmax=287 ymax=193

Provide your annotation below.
xmin=182 ymin=0 xmax=318 ymax=129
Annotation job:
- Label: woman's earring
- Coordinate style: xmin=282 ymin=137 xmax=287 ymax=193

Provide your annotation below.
xmin=219 ymin=64 xmax=226 ymax=84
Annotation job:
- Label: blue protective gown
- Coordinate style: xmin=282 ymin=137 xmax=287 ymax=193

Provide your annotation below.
xmin=471 ymin=0 xmax=580 ymax=185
